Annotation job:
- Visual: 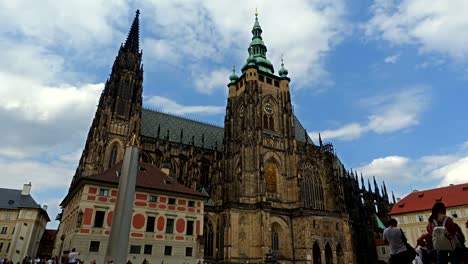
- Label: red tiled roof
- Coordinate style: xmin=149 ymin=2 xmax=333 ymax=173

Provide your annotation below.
xmin=390 ymin=183 xmax=468 ymax=215
xmin=86 ymin=161 xmax=207 ymax=198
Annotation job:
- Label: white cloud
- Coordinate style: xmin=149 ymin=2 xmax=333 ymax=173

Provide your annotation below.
xmin=365 ymin=0 xmax=468 ymax=60
xmin=358 ymin=156 xmax=412 ymax=180
xmin=314 ymin=85 xmax=430 ymax=141
xmin=193 ymin=69 xmax=231 ymax=94
xmin=141 ymin=0 xmax=347 ymax=89
xmin=384 ymin=54 xmax=400 ymax=63
xmin=0 ymin=158 xmax=74 ymax=190
xmin=310 ymin=123 xmax=366 ymax=141
xmin=146 ymin=95 xmax=224 ymax=115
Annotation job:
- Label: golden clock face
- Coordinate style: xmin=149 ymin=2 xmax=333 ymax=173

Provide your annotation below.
xmin=264 ymin=103 xmax=273 ymax=115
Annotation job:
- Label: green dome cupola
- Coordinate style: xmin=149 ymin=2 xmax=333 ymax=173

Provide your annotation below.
xmin=241 ymin=11 xmax=275 ymax=74
xmin=229 ymin=65 xmax=239 ymax=84
xmin=279 ymin=56 xmax=289 ymax=78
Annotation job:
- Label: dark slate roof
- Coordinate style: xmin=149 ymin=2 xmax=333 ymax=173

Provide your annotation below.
xmin=141 ymin=108 xmax=313 ymax=148
xmin=141 ymin=109 xmax=224 ymax=150
xmin=0 ymin=188 xmax=41 ymax=209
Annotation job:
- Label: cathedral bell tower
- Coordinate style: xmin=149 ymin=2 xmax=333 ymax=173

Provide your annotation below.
xmin=222 ymin=12 xmax=299 ymax=207
xmin=73 ymin=10 xmax=143 ymax=182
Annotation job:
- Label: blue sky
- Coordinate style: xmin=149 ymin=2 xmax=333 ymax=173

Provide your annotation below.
xmin=0 ymin=0 xmax=467 ymax=229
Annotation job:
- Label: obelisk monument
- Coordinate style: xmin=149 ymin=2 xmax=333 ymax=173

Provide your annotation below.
xmin=105 ymin=134 xmax=139 ymax=263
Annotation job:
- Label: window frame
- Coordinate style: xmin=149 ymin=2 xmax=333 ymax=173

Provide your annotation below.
xmin=93 ymin=211 xmax=105 ymax=228
xmin=168 ymin=198 xmax=176 ymax=205
xmin=98 ymin=188 xmax=109 ymax=197
xmin=146 ymin=216 xmax=156 ymax=232
xmin=1 ymin=226 xmax=7 ymax=234
xmin=164 ymin=246 xmax=172 ymax=256
xmin=148 ymin=195 xmax=157 ymax=203
xmin=185 ymin=247 xmax=193 ymax=257
xmin=144 ymin=244 xmax=152 ymax=255
xmin=186 ymin=220 xmax=194 ymax=236
xmin=129 ymin=245 xmax=141 ymax=254
xmin=89 ymin=241 xmax=100 ymax=252
xmin=166 ymin=218 xmax=174 ymax=234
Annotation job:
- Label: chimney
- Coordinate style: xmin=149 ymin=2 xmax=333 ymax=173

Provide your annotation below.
xmin=396 ymin=198 xmax=401 ymax=202
xmin=21 ymin=182 xmax=32 ymax=196
xmin=161 ymin=162 xmax=170 ymax=176
xmin=42 ymin=205 xmax=48 ymax=211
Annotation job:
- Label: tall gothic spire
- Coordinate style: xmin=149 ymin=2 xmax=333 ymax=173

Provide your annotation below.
xmin=124 ymin=10 xmax=140 ymax=53
xmin=241 ymin=11 xmax=274 ymax=74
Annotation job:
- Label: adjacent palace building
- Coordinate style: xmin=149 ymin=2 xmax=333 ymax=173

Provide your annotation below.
xmin=55 ymin=10 xmax=392 ymax=264
xmin=390 ymin=183 xmax=468 ymax=247
xmin=0 ymin=183 xmax=50 ymax=263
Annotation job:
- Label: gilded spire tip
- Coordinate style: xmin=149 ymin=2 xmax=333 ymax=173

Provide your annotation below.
xmin=255 ymin=7 xmax=258 ymax=17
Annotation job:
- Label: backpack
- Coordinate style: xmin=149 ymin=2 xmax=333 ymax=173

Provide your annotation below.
xmin=432 ymin=217 xmax=456 ymax=250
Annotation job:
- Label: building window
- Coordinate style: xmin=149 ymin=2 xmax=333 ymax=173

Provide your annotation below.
xmin=266 ymin=78 xmax=272 ymax=85
xmin=259 ymin=75 xmax=265 ymax=82
xmin=400 ymin=217 xmax=405 ymax=224
xmin=6 ymin=243 xmax=10 ymax=253
xmin=19 ymin=236 xmax=24 ymax=240
xmin=272 ymin=226 xmax=279 ymax=251
xmin=146 ymin=216 xmax=155 ymax=232
xmin=188 ymin=200 xmax=195 ymax=207
xmin=274 ymin=80 xmax=279 ymax=87
xmin=144 ymin=244 xmax=152 ymax=255
xmin=186 ymin=221 xmax=194 ymax=236
xmin=108 ymin=145 xmax=118 ymax=168
xmin=418 ymin=215 xmax=424 ymax=222
xmin=94 ymin=211 xmax=105 ymax=228
xmin=186 ymin=247 xmax=193 ymax=257
xmin=451 ymin=211 xmax=458 ymax=218
xmin=89 ymin=241 xmax=100 ymax=252
xmin=1 ymin=227 xmax=7 ymax=234
xmin=148 ymin=195 xmax=157 ymax=203
xmin=99 ymin=188 xmax=109 ymax=197
xmin=23 ymin=223 xmax=27 ymax=226
xmin=265 ymin=160 xmax=278 ymax=193
xmin=4 ymin=213 xmax=11 ymax=220
xmin=381 ymin=247 xmax=386 ymax=254
xmin=130 ymin=245 xmax=141 ymax=254
xmin=164 ymin=246 xmax=172 ymax=256
xmin=0 ymin=242 xmax=3 ymax=252
xmin=168 ymin=198 xmax=176 ymax=205
xmin=166 ymin=219 xmax=174 ymax=234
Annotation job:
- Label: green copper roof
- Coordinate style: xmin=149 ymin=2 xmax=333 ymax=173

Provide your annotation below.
xmin=279 ymin=58 xmax=289 ymax=78
xmin=141 ymin=108 xmax=313 ymax=150
xmin=241 ymin=13 xmax=274 ymax=74
xmin=229 ymin=65 xmax=238 ymax=83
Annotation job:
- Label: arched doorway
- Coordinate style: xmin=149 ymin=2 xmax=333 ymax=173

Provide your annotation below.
xmin=325 ymin=243 xmax=333 ymax=264
xmin=336 ymin=243 xmax=344 ymax=264
xmin=313 ymin=242 xmax=321 ymax=264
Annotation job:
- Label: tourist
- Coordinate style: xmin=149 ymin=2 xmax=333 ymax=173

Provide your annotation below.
xmin=383 ymin=218 xmax=411 ymax=264
xmin=426 ymin=202 xmax=461 ymax=264
xmin=67 ymin=248 xmax=79 ymax=264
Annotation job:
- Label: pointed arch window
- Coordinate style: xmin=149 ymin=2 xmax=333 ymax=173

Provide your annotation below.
xmin=269 ymin=116 xmax=274 ymax=130
xmin=271 ymin=226 xmax=279 ymax=251
xmin=203 ymin=220 xmax=214 ymax=259
xmin=263 ymin=115 xmax=269 ymax=129
xmin=265 ymin=160 xmax=278 ymax=193
xmin=108 ymin=145 xmax=118 ymax=168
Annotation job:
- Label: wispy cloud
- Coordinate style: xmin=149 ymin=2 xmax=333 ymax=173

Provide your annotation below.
xmin=384 ymin=54 xmax=400 ymax=64
xmin=365 ymin=0 xmax=468 ymax=60
xmin=311 ymin=85 xmax=430 ymax=141
xmin=145 ymin=95 xmax=224 ymax=115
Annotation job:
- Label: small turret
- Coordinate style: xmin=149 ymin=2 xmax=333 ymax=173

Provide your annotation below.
xmin=279 ymin=56 xmax=289 ymax=78
xmin=229 ymin=65 xmax=238 ymax=84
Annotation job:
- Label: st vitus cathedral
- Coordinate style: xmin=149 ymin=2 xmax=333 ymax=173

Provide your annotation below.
xmin=69 ymin=10 xmax=393 ymax=264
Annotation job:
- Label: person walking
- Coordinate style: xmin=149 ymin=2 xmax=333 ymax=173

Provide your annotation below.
xmin=67 ymin=248 xmax=79 ymax=264
xmin=383 ymin=218 xmax=412 ymax=264
xmin=426 ymin=202 xmax=461 ymax=264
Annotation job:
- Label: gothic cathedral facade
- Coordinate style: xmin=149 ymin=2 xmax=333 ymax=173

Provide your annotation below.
xmin=69 ymin=10 xmax=392 ymax=264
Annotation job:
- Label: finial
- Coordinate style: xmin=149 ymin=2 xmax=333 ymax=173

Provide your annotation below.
xmin=255 ymin=7 xmax=258 ymax=17
xmin=232 ymin=65 xmax=236 ymax=73
xmin=129 ymin=133 xmax=139 ymax=146
xmin=281 ymin=54 xmax=284 ymax=66
xmin=136 ymin=9 xmax=140 ymax=15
